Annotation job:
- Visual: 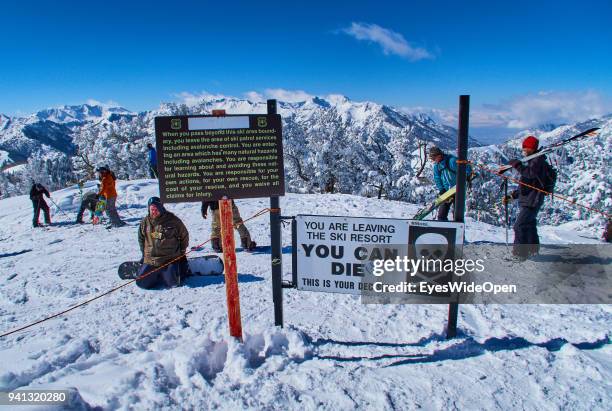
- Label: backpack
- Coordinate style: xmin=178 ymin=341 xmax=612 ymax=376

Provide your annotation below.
xmin=443 ymin=156 xmax=477 ymax=185
xmin=540 ymin=161 xmax=557 ymax=195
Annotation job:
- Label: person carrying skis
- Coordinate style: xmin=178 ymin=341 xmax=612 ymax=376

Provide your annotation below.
xmin=429 ymin=146 xmax=471 ymax=221
xmin=97 ymin=166 xmax=126 ymax=228
xmin=201 ymin=200 xmax=256 ymax=252
xmin=603 ymin=220 xmax=611 ymax=243
xmin=76 ymin=189 xmax=99 ymax=224
xmin=30 ymin=181 xmax=51 ymax=227
xmin=137 ymin=197 xmax=190 ymax=289
xmin=502 ymin=135 xmax=549 ymax=260
xmin=147 ymin=143 xmax=158 ymax=178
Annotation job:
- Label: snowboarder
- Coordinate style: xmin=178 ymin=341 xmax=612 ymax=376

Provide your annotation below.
xmin=502 ymin=135 xmax=550 ymax=260
xmin=136 ymin=197 xmax=190 ymax=289
xmin=30 ymin=181 xmax=51 ymax=227
xmin=76 ymin=189 xmax=99 ymax=224
xmin=147 ymin=143 xmax=158 ymax=179
xmin=429 ymin=146 xmax=471 ymax=221
xmin=97 ymin=166 xmax=126 ymax=228
xmin=202 ymin=200 xmax=256 ymax=252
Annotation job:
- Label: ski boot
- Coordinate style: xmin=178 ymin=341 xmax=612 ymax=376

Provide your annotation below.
xmin=211 ymin=238 xmax=223 ymax=253
xmin=241 ymin=237 xmax=257 ymax=252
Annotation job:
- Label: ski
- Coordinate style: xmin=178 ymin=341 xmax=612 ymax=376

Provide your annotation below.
xmin=498 ymin=127 xmax=600 ymax=173
xmin=413 ymin=186 xmax=456 ymax=220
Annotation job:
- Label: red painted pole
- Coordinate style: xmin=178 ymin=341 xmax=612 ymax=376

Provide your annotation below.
xmin=219 ymin=198 xmax=243 ymax=341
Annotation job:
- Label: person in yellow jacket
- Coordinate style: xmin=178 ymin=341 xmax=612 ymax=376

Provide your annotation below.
xmin=97 ymin=166 xmax=126 ymax=228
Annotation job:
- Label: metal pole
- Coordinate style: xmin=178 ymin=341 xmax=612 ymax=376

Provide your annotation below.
xmin=268 ymin=99 xmax=284 ymax=327
xmin=447 ymin=94 xmax=470 ymax=339
xmin=503 ymin=180 xmax=509 ymax=247
xmin=291 ymin=218 xmax=298 ymax=287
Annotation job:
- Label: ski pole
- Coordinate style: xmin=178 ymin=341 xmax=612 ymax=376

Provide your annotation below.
xmin=503 ymin=180 xmax=509 ymax=248
xmin=48 ymin=197 xmax=70 ymax=219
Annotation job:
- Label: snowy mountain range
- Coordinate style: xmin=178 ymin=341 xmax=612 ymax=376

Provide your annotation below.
xmin=0 ymin=96 xmax=610 ymax=228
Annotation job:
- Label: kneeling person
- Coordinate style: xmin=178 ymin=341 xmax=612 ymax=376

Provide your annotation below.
xmin=76 ymin=190 xmax=99 ymax=224
xmin=137 ymin=197 xmax=189 ymax=289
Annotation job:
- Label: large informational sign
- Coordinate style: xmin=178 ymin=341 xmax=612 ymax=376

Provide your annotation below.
xmin=295 ymin=215 xmax=464 ymax=296
xmin=154 ymin=114 xmax=285 ymax=203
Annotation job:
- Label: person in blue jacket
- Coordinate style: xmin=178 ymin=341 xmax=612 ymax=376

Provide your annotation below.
xmin=146 ymin=143 xmax=158 ymax=178
xmin=429 ymin=146 xmax=471 ymax=221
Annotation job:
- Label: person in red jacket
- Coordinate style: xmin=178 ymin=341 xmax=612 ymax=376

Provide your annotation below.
xmin=503 ymin=136 xmax=550 ymax=260
xmin=97 ymin=166 xmax=126 ymax=228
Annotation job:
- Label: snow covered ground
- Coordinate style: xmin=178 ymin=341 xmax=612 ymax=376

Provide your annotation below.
xmin=0 ymin=180 xmax=609 ymax=410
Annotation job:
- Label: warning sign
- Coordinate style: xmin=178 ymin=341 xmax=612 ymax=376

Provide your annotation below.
xmin=154 ymin=114 xmax=285 ymax=202
xmin=295 ymin=215 xmax=465 ymax=297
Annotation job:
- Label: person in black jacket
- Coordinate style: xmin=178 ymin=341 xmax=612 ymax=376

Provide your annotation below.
xmin=30 ymin=182 xmax=51 ymax=227
xmin=503 ymin=136 xmax=548 ymax=260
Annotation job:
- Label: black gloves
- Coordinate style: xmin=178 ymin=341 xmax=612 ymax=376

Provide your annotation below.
xmin=508 ymin=159 xmax=522 ymax=169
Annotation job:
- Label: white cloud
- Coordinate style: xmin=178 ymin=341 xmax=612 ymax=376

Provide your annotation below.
xmin=86 ymin=98 xmax=121 ymax=108
xmin=341 ymin=22 xmax=433 ymax=61
xmin=263 ymin=88 xmax=314 ymax=103
xmin=405 ymin=91 xmax=609 ymax=130
xmin=175 ymin=89 xmax=315 ymax=105
xmin=174 ymin=91 xmax=230 ymax=106
xmin=504 ymin=91 xmax=606 ymax=128
xmin=244 ymin=91 xmax=264 ymax=102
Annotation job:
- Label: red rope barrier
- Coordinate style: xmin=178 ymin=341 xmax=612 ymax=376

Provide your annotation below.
xmin=0 ymin=208 xmax=275 ymax=339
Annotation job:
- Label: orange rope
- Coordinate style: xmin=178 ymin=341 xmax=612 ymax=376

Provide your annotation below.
xmin=1 ymin=208 xmax=275 ymax=339
xmin=458 ymin=160 xmax=611 ymax=219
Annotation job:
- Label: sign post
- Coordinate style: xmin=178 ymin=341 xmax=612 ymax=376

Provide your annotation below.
xmin=220 ymin=198 xmax=242 ymax=341
xmin=447 ymin=94 xmax=470 ymax=339
xmin=267 ymin=99 xmax=284 ymax=327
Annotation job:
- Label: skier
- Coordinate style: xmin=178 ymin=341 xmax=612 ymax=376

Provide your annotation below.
xmin=502 ymin=135 xmax=550 ymax=260
xmin=429 ymin=146 xmax=471 ymax=221
xmin=146 ymin=143 xmax=158 ymax=179
xmin=202 ymin=200 xmax=256 ymax=252
xmin=30 ymin=181 xmax=51 ymax=227
xmin=137 ymin=197 xmax=190 ymax=289
xmin=97 ymin=166 xmax=126 ymax=228
xmin=75 ymin=189 xmax=99 ymax=224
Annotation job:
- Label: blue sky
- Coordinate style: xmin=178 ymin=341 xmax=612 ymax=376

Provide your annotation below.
xmin=1 ymin=0 xmax=611 ymax=141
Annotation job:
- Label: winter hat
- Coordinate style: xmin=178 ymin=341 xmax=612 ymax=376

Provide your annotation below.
xmin=147 ymin=196 xmax=165 ymax=214
xmin=522 ymin=136 xmax=539 ymax=150
xmin=428 ymin=146 xmax=444 ymax=158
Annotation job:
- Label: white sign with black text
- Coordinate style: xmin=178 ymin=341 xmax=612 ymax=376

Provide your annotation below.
xmin=295 ymin=215 xmax=465 ymax=296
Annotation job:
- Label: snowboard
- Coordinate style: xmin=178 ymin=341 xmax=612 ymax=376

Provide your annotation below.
xmin=92 ymin=199 xmax=107 ymax=225
xmin=117 ymin=255 xmax=224 ymax=280
xmin=118 ymin=261 xmax=142 ymax=279
xmin=413 ymin=186 xmax=457 ymax=220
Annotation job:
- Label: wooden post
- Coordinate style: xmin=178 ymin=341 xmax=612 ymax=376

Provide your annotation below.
xmin=219 ymin=198 xmax=243 ymax=341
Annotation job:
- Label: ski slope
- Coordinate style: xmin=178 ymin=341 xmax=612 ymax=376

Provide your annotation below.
xmin=0 ymin=180 xmax=609 ymax=410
